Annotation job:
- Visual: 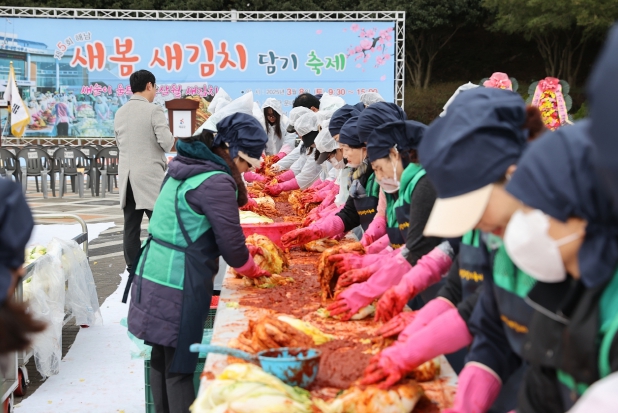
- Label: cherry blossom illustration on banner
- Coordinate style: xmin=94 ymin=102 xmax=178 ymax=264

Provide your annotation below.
xmin=346 ymin=24 xmax=394 ymax=79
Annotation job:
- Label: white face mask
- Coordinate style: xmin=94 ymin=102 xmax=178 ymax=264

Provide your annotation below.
xmin=329 ymin=157 xmax=345 ymax=170
xmin=378 ymin=160 xmax=400 ymax=194
xmin=504 ymin=209 xmax=582 ymax=283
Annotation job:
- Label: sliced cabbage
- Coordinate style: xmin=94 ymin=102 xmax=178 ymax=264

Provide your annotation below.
xmin=191 ymin=363 xmax=313 ymax=413
xmin=239 ymin=211 xmax=274 ymax=224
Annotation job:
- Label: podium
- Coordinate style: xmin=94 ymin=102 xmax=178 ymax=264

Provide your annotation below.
xmin=165 ymin=99 xmax=199 ymax=138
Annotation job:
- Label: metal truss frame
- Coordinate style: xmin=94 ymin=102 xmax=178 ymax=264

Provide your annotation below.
xmin=0 ymin=7 xmax=405 ymax=143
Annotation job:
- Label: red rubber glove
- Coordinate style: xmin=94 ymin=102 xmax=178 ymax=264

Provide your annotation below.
xmin=335 ymin=260 xmax=381 ymax=290
xmin=275 ymin=151 xmax=287 ymax=160
xmin=374 ymin=242 xmax=454 ymax=322
xmin=276 ymin=170 xmax=295 ymax=182
xmin=398 ymin=298 xmax=454 ymax=342
xmin=442 ymin=364 xmax=502 ymax=413
xmin=326 ymin=298 xmax=356 ymax=320
xmin=308 ymin=178 xmax=325 ymax=190
xmin=233 ymin=255 xmax=272 ymax=279
xmin=376 ymin=312 xmax=417 ymax=338
xmin=302 ymin=190 xmax=327 ymax=203
xmin=243 ymin=171 xmax=268 ymax=183
xmin=327 ymin=253 xmax=381 ymax=275
xmin=239 ymin=198 xmax=258 ymax=211
xmin=361 ymin=215 xmax=387 ymax=247
xmin=281 ymin=215 xmax=345 ymax=248
xmin=265 ymin=178 xmax=300 ymax=196
xmin=362 ymin=308 xmax=474 ymax=389
xmin=270 ymin=154 xmax=281 ymax=163
xmin=246 ymin=245 xmax=264 ymax=257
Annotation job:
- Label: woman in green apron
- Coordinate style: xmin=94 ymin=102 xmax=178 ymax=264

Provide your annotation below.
xmin=503 ymin=120 xmax=618 ymax=412
xmin=125 ymin=113 xmax=270 ymax=413
xmin=416 ymin=88 xmax=542 ymax=413
xmin=327 ymin=102 xmax=442 ymax=319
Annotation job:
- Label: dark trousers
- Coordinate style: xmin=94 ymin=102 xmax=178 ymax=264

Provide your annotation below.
xmin=150 ymin=345 xmax=195 ymax=413
xmin=123 ymin=179 xmax=152 ymax=272
xmin=57 ymin=122 xmax=69 ymax=136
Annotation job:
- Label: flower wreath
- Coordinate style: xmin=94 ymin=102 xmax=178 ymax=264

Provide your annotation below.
xmin=480 ymin=72 xmax=519 ymax=92
xmin=527 ymin=77 xmax=573 ymax=131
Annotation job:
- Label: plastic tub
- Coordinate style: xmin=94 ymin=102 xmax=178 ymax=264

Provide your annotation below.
xmin=241 ymin=222 xmax=299 ymax=249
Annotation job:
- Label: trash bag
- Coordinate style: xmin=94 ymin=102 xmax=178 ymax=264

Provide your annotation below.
xmin=27 ymin=243 xmax=66 ymax=377
xmin=58 ymin=238 xmax=102 ymax=327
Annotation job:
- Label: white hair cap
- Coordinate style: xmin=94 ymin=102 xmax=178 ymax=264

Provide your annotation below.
xmin=294 ymin=112 xmax=319 ymax=137
xmin=315 ymin=120 xmax=339 ymax=153
xmin=195 ymin=91 xmax=254 ymax=134
xmin=440 ymin=82 xmax=479 ymax=117
xmin=360 ymin=92 xmax=386 ymax=107
xmin=319 ymin=94 xmax=346 ymax=112
xmin=288 ymin=107 xmax=313 ymax=127
xmin=208 ymin=87 xmax=232 ymax=114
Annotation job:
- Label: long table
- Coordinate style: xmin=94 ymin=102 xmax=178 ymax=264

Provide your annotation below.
xmin=199 ymin=261 xmax=458 ymax=411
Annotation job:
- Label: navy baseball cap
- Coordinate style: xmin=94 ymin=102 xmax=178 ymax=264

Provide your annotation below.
xmin=329 ymin=105 xmax=361 ymax=137
xmin=338 ymin=116 xmax=363 ymax=147
xmin=507 ymin=120 xmax=618 ymax=288
xmin=419 ymin=87 xmax=527 ymax=237
xmin=357 ymin=102 xmax=406 ymax=145
xmin=367 ymin=120 xmax=427 ymax=162
xmin=216 ymin=113 xmax=268 ymax=168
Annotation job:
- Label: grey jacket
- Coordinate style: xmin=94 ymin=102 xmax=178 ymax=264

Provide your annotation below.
xmin=115 ymin=95 xmax=174 ymax=210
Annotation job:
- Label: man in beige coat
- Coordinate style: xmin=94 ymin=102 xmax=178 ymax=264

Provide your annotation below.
xmin=114 ymin=70 xmax=174 ymax=273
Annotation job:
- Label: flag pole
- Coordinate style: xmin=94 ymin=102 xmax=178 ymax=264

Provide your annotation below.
xmin=0 ymin=61 xmax=10 ymax=147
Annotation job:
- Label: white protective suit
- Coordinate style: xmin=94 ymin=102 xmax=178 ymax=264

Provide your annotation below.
xmin=261 ymin=98 xmax=297 ymax=156
xmin=315 ymin=95 xmax=350 ymax=206
xmin=440 ymin=82 xmax=479 ymax=117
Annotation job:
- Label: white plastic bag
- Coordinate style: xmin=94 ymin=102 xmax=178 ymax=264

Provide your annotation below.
xmin=28 ymin=243 xmax=66 ymax=377
xmin=59 ymin=238 xmax=102 ymax=327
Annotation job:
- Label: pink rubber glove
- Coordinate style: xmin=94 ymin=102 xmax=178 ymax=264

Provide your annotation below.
xmin=265 ymin=178 xmax=299 ymax=196
xmin=399 ymin=298 xmax=454 ymax=341
xmin=303 ymin=203 xmax=342 ymax=227
xmin=362 ymin=308 xmax=473 ymax=389
xmin=315 ymin=190 xmax=336 ymax=213
xmin=279 ymin=144 xmax=293 ymax=155
xmin=361 ymin=215 xmax=387 ymax=247
xmin=365 ymin=233 xmax=392 ymax=255
xmin=443 ymin=364 xmax=502 ymax=413
xmin=281 ymin=215 xmax=345 ymax=248
xmin=275 ymin=150 xmax=288 ymax=160
xmin=375 ymin=242 xmax=455 ymax=322
xmin=243 ymin=171 xmax=268 ymax=183
xmin=309 ymin=178 xmax=325 ymax=190
xmin=233 ymin=255 xmax=272 ymax=279
xmin=276 ymin=170 xmax=295 ymax=182
xmin=331 ymin=251 xmax=412 ymax=319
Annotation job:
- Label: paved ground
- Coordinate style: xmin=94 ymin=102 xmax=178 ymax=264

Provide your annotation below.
xmin=15 ymin=178 xmax=150 ymax=402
